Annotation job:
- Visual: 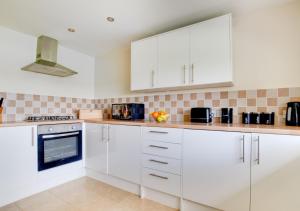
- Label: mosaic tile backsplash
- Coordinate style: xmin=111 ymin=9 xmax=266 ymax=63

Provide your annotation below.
xmin=95 ymin=87 xmax=300 ymax=125
xmin=1 ymin=87 xmax=300 ymax=124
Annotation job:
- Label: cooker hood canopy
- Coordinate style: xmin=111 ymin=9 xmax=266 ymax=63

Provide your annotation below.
xmin=22 ymin=35 xmax=77 ymax=77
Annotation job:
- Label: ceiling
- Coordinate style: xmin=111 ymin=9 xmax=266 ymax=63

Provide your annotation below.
xmin=0 ymin=0 xmax=295 ymax=56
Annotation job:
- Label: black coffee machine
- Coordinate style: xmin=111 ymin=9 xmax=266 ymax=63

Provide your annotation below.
xmin=286 ymin=102 xmax=300 ymax=126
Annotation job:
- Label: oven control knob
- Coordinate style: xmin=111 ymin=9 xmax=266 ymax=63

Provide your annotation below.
xmin=48 ymin=128 xmax=53 ymax=132
xmin=71 ymin=126 xmax=76 ymax=130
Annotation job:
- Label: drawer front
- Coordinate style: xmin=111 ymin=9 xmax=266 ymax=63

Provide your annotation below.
xmin=142 ymin=127 xmax=183 ymax=144
xmin=143 ymin=154 xmax=181 ymax=175
xmin=142 ymin=168 xmax=181 ymax=196
xmin=143 ymin=140 xmax=181 ymax=159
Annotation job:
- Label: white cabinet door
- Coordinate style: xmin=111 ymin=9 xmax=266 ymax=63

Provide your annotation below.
xmin=183 ymin=130 xmax=250 ymax=211
xmin=85 ymin=123 xmax=108 ymax=174
xmin=131 ymin=37 xmax=158 ymax=90
xmin=190 ymin=14 xmax=232 ymax=85
xmin=157 ymin=28 xmax=189 ymax=87
xmin=251 ymin=134 xmax=300 ymax=211
xmin=108 ymin=125 xmax=141 ymax=184
xmin=0 ymin=126 xmax=37 ymax=206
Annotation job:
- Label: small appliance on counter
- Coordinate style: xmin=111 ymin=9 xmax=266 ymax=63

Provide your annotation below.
xmin=286 ymin=102 xmax=300 ymax=126
xmin=112 ymin=103 xmax=144 ymax=120
xmin=0 ymin=97 xmax=3 ymax=122
xmin=221 ymin=108 xmax=233 ymax=124
xmin=260 ymin=112 xmax=275 ymax=125
xmin=191 ymin=107 xmax=213 ymax=123
xmin=79 ymin=109 xmax=103 ymax=120
xmin=242 ymin=112 xmax=275 ymax=125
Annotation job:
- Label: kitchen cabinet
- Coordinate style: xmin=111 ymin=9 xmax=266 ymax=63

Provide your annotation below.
xmin=131 ymin=36 xmax=158 ymax=90
xmin=0 ymin=126 xmax=37 ymax=206
xmin=183 ymin=130 xmax=251 ymax=211
xmin=190 ymin=14 xmax=232 ymax=85
xmin=157 ymin=28 xmax=189 ymax=87
xmin=108 ymin=125 xmax=141 ymax=184
xmin=251 ymin=133 xmax=300 ymax=211
xmin=131 ymin=14 xmax=232 ymax=91
xmin=85 ymin=123 xmax=108 ymax=174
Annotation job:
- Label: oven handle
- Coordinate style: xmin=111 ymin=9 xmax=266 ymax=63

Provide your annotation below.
xmin=42 ymin=132 xmax=80 ymax=139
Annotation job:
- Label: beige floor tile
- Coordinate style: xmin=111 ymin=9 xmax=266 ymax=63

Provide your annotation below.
xmin=0 ymin=203 xmax=21 ymax=211
xmin=3 ymin=177 xmax=176 ymax=211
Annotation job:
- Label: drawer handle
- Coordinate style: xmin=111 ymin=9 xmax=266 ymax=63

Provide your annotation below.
xmin=149 ymin=145 xmax=168 ymax=150
xmin=149 ymin=131 xmax=168 ymax=134
xmin=149 ymin=159 xmax=168 ymax=165
xmin=149 ymin=173 xmax=168 ymax=180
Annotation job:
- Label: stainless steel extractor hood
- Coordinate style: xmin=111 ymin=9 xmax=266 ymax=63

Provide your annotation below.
xmin=22 ymin=35 xmax=78 ymax=77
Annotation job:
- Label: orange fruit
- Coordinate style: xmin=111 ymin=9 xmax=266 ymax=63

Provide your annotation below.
xmin=152 ymin=112 xmax=159 ymax=119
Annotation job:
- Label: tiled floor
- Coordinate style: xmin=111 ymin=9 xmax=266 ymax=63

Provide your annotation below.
xmin=0 ymin=177 xmax=178 ymax=211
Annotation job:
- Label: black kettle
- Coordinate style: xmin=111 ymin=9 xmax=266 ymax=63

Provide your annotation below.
xmin=286 ymin=102 xmax=300 ymax=126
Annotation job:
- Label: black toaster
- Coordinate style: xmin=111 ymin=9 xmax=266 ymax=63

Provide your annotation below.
xmin=191 ymin=107 xmax=213 ymax=123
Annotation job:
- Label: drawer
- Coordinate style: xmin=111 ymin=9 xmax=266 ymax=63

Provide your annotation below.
xmin=143 ymin=140 xmax=181 ymax=159
xmin=142 ymin=127 xmax=183 ymax=144
xmin=143 ymin=154 xmax=181 ymax=175
xmin=142 ymin=168 xmax=181 ymax=196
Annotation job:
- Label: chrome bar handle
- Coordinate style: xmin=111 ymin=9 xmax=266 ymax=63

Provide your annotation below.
xmin=149 ymin=145 xmax=168 ymax=150
xmin=191 ymin=64 xmax=194 ymax=83
xmin=151 ymin=70 xmax=155 ymax=87
xmin=240 ymin=135 xmax=245 ymax=163
xmin=149 ymin=173 xmax=168 ymax=180
xmin=101 ymin=125 xmax=105 ymax=142
xmin=255 ymin=136 xmax=260 ymax=165
xmin=183 ymin=65 xmax=186 ymax=84
xmin=149 ymin=159 xmax=168 ymax=165
xmin=31 ymin=127 xmax=35 ymax=147
xmin=108 ymin=125 xmax=110 ymax=142
xmin=149 ymin=131 xmax=168 ymax=134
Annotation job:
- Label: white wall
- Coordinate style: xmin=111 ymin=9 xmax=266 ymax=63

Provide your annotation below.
xmin=0 ymin=26 xmax=95 ymax=98
xmin=94 ymin=0 xmax=300 ymax=98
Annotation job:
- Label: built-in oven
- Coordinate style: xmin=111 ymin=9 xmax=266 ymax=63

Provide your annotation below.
xmin=37 ymin=123 xmax=82 ymax=171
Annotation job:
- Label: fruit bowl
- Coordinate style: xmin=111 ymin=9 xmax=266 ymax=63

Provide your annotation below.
xmin=150 ymin=111 xmax=169 ymax=123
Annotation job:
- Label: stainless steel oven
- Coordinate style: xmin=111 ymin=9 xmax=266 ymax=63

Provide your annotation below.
xmin=37 ymin=123 xmax=82 ymax=171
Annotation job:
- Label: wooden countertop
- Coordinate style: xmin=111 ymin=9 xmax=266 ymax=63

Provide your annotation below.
xmin=1 ymin=119 xmax=300 ymax=136
xmin=85 ymin=119 xmax=300 ymax=136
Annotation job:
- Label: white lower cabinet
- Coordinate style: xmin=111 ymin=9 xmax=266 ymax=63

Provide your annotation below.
xmin=108 ymin=125 xmax=141 ymax=184
xmin=0 ymin=126 xmax=37 ymax=206
xmin=183 ymin=130 xmax=251 ymax=211
xmin=85 ymin=123 xmax=108 ymax=174
xmin=251 ymin=133 xmax=300 ymax=211
xmin=86 ymin=123 xmax=141 ymax=184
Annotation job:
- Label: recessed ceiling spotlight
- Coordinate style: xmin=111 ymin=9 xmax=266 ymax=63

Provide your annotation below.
xmin=67 ymin=28 xmax=76 ymax=32
xmin=106 ymin=17 xmax=115 ymax=22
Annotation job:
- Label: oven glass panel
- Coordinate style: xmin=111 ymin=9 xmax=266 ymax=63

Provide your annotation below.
xmin=44 ymin=136 xmax=79 ymax=163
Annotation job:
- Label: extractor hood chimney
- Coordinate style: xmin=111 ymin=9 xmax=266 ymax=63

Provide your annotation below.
xmin=22 ymin=35 xmax=78 ymax=77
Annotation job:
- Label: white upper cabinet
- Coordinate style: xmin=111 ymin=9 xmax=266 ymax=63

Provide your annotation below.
xmin=157 ymin=28 xmax=189 ymax=88
xmin=131 ymin=37 xmax=158 ymax=90
xmin=251 ymin=134 xmax=300 ymax=211
xmin=183 ymin=130 xmax=251 ymax=211
xmin=85 ymin=123 xmax=108 ymax=174
xmin=190 ymin=14 xmax=232 ymax=85
xmin=131 ymin=14 xmax=232 ymax=91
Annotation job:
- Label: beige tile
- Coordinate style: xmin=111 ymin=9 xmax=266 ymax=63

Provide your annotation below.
xmin=205 ymin=92 xmax=212 ymax=100
xmin=257 ymin=89 xmax=267 ymax=98
xmin=247 ymin=98 xmax=256 ymax=107
xmin=238 ymin=90 xmax=246 ymax=98
xmin=220 ymin=91 xmax=228 ymax=99
xmin=278 ymin=88 xmax=289 ymax=97
xmin=267 ymin=98 xmax=278 ymax=106
xmin=0 ymin=203 xmax=21 ymax=211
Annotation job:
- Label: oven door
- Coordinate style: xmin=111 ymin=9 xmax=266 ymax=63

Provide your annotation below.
xmin=38 ymin=131 xmax=82 ymax=171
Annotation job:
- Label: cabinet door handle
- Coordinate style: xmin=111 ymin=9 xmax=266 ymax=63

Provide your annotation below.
xmin=101 ymin=126 xmax=105 ymax=142
xmin=108 ymin=126 xmax=110 ymax=142
xmin=151 ymin=70 xmax=155 ymax=87
xmin=149 ymin=173 xmax=168 ymax=180
xmin=191 ymin=64 xmax=194 ymax=83
xmin=149 ymin=145 xmax=168 ymax=150
xmin=31 ymin=127 xmax=35 ymax=147
xmin=183 ymin=65 xmax=186 ymax=84
xmin=149 ymin=159 xmax=168 ymax=165
xmin=240 ymin=135 xmax=245 ymax=163
xmin=149 ymin=131 xmax=168 ymax=134
xmin=255 ymin=136 xmax=260 ymax=165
